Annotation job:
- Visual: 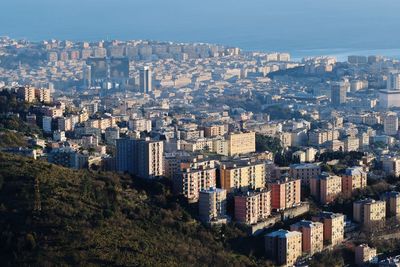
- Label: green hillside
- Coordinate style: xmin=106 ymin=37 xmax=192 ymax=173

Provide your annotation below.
xmin=0 ymin=153 xmax=268 ymax=267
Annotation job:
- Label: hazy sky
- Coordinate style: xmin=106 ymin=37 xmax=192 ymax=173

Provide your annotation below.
xmin=1 ymin=0 xmax=400 ymax=55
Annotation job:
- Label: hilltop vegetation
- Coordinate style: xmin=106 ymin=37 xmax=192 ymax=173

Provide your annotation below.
xmin=0 ymin=153 xmax=270 ymax=267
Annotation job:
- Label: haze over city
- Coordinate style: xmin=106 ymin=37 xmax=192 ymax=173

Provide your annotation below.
xmin=2 ymin=0 xmax=400 ymax=58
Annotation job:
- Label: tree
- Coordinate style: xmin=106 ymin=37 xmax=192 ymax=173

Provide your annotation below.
xmin=255 ymin=134 xmax=282 ymax=154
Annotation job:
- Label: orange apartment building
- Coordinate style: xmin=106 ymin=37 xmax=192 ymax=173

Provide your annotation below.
xmin=219 ymin=161 xmax=265 ymax=192
xmin=269 ymin=176 xmax=301 ymax=211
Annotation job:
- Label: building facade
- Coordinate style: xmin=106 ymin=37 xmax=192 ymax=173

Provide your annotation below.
xmin=353 ymin=199 xmax=386 ymax=226
xmin=234 ymin=190 xmax=271 ymax=225
xmin=199 ymin=188 xmax=227 ymax=223
xmin=219 ymin=161 xmax=265 ymax=192
xmin=116 ymin=138 xmax=164 ymax=179
xmin=265 ymin=229 xmax=302 ymax=266
xmin=290 ymin=220 xmax=324 ymax=255
xmin=227 ymin=131 xmax=256 ymax=156
xmin=269 ymin=177 xmax=301 ymax=211
xmin=312 ymin=212 xmax=344 ymax=246
xmin=341 ymin=167 xmax=367 ymax=198
xmin=310 ymin=172 xmax=342 ymax=204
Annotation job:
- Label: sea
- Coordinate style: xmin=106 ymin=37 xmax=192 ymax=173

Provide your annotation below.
xmin=1 ymin=0 xmax=400 ymax=61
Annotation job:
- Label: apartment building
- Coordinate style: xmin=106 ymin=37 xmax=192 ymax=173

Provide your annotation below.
xmin=384 ymin=112 xmax=399 ymax=136
xmin=265 ymin=229 xmax=302 ymax=266
xmin=308 ymin=129 xmax=339 ymax=146
xmin=198 ymin=187 xmax=227 ymax=223
xmin=341 ymin=167 xmax=367 ymax=198
xmin=381 ymin=191 xmax=400 ymax=218
xmin=290 ymin=220 xmax=324 ymax=255
xmin=176 ymin=166 xmax=216 ymax=203
xmin=353 ymin=199 xmax=386 ymax=226
xmin=116 ymin=138 xmax=164 ymax=179
xmin=219 ymin=160 xmax=265 ymax=192
xmin=310 ymin=172 xmax=342 ymax=204
xmin=355 ymin=244 xmax=377 ymax=266
xmin=17 ymin=86 xmax=51 ymax=103
xmin=203 ymin=124 xmax=227 ymax=137
xmin=289 ymin=163 xmax=321 ymax=186
xmin=344 ymin=136 xmax=360 ymax=152
xmin=269 ymin=177 xmax=301 ymax=211
xmin=312 ymin=212 xmax=345 ymax=246
xmin=129 ymin=118 xmax=152 ymax=132
xmin=234 ymin=190 xmax=271 ymax=225
xmin=227 ymin=131 xmax=256 ymax=156
xmin=382 ymin=156 xmax=400 ymax=177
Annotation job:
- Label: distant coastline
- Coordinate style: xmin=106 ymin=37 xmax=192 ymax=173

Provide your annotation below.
xmin=1 ymin=34 xmax=399 ymax=62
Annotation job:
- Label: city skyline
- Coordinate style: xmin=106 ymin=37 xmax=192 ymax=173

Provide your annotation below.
xmin=2 ymin=1 xmax=400 ymax=266
xmin=2 ymin=0 xmax=400 ymax=59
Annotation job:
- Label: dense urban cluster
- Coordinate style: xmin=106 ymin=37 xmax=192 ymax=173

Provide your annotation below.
xmin=3 ymin=35 xmax=400 ymax=266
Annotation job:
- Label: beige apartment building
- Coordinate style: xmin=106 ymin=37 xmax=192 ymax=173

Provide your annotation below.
xmin=234 ymin=190 xmax=271 ymax=225
xmin=198 ymin=187 xmax=227 ymax=223
xmin=384 ymin=112 xmax=399 ymax=136
xmin=328 ymin=140 xmax=345 ymax=152
xmin=382 ymin=156 xmax=400 ymax=177
xmin=35 ymin=88 xmax=51 ymax=103
xmin=381 ymin=191 xmax=400 ymax=218
xmin=341 ymin=167 xmax=367 ymax=198
xmin=290 ymin=220 xmax=324 ymax=255
xmin=289 ymin=163 xmax=321 ymax=186
xmin=17 ymin=86 xmax=51 ymax=103
xmin=203 ymin=124 xmax=227 ymax=137
xmin=353 ymin=199 xmax=386 ymax=226
xmin=269 ymin=177 xmax=301 ymax=211
xmin=355 ymin=244 xmax=377 ymax=266
xmin=265 ymin=229 xmax=302 ymax=266
xmin=312 ymin=212 xmax=344 ymax=246
xmin=176 ymin=166 xmax=216 ymax=203
xmin=219 ymin=161 xmax=265 ymax=192
xmin=310 ymin=172 xmax=342 ymax=204
xmin=17 ymin=86 xmax=36 ymax=103
xmin=344 ymin=136 xmax=360 ymax=152
xmin=85 ymin=117 xmax=116 ymax=131
xmin=227 ymin=131 xmax=256 ymax=156
xmin=308 ymin=129 xmax=339 ymax=146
